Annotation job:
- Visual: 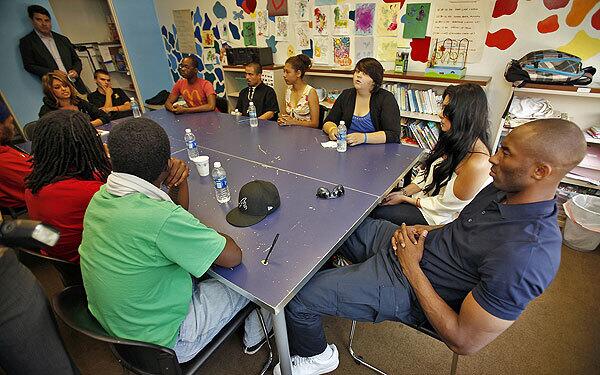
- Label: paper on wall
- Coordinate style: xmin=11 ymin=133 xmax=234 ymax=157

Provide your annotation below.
xmin=313 ymin=5 xmax=332 ymax=36
xmin=332 ymin=3 xmax=351 ymax=35
xmin=376 ymin=37 xmax=397 ymax=61
xmin=355 ymin=36 xmax=374 ymax=62
xmin=172 ymin=9 xmax=196 ymax=54
xmin=295 ymin=21 xmax=311 ymax=49
xmin=376 ymin=2 xmax=400 ymax=37
xmin=313 ymin=36 xmax=332 ymax=65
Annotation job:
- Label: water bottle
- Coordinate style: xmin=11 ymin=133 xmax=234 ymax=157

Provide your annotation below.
xmin=337 ymin=121 xmax=347 ymax=153
xmin=248 ymin=101 xmax=258 ymax=127
xmin=130 ymin=97 xmax=141 ymax=118
xmin=211 ymin=162 xmax=231 ymax=203
xmin=184 ymin=128 xmax=199 ymax=159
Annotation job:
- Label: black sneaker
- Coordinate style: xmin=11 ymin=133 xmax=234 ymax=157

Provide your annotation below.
xmin=244 ymin=330 xmax=274 ymax=355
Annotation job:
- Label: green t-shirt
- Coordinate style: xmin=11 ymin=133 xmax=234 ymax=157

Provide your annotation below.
xmin=79 ymin=186 xmax=225 ymax=348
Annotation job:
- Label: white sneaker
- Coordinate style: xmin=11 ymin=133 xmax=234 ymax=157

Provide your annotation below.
xmin=273 ymin=344 xmax=339 ymax=375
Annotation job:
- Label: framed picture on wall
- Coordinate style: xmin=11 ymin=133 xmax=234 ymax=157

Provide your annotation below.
xmin=0 ymin=91 xmax=26 ymax=145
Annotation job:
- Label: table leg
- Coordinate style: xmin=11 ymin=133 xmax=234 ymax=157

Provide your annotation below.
xmin=273 ymin=310 xmax=292 ymax=375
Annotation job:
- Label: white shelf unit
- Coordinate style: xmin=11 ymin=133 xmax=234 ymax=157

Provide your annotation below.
xmin=503 ymin=83 xmax=600 ymax=190
xmin=222 ymin=65 xmax=287 ymax=113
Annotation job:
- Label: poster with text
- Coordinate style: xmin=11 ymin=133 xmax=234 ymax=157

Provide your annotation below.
xmin=295 ymin=21 xmax=311 ymax=49
xmin=431 ymin=0 xmax=491 ymax=62
xmin=295 ymin=0 xmax=310 ymax=21
xmin=376 ymin=37 xmax=397 ymax=61
xmin=355 ymin=36 xmax=374 ymax=61
xmin=313 ymin=5 xmax=332 ymax=36
xmin=332 ymin=4 xmax=351 ymax=35
xmin=172 ymin=10 xmax=196 ymax=54
xmin=275 ymin=16 xmax=289 ymax=41
xmin=402 ymin=3 xmax=430 ymax=39
xmin=243 ymin=22 xmax=257 ymax=46
xmin=268 ymin=0 xmax=288 ymax=16
xmin=333 ymin=36 xmax=352 ymax=67
xmin=355 ymin=3 xmax=375 ymax=36
xmin=313 ymin=36 xmax=332 ymax=65
xmin=376 ymin=2 xmax=400 ymax=37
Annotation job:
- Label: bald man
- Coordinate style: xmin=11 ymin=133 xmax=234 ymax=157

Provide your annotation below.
xmin=274 ymin=119 xmax=587 ymax=374
xmin=165 ymin=56 xmax=216 ymax=114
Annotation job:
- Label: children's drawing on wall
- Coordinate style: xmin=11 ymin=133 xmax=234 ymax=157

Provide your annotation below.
xmin=201 ymin=30 xmax=215 ymax=47
xmin=402 ymin=3 xmax=430 ymax=39
xmin=376 ymin=2 xmax=400 ymax=37
xmin=313 ymin=36 xmax=332 ymax=65
xmin=295 ymin=0 xmax=310 ymax=21
xmin=355 ymin=3 xmax=375 ymax=36
xmin=295 ymin=21 xmax=311 ymax=48
xmin=287 ymin=43 xmax=296 ymax=57
xmin=313 ymin=5 xmax=331 ymax=36
xmin=332 ymin=4 xmax=350 ymax=35
xmin=333 ymin=36 xmax=352 ymax=67
xmin=243 ymin=21 xmax=257 ymax=46
xmin=256 ymin=10 xmax=269 ymax=36
xmin=217 ymin=21 xmax=230 ymax=42
xmin=268 ymin=0 xmax=289 ymax=17
xmin=376 ymin=37 xmax=397 ymax=61
xmin=203 ymin=47 xmax=218 ymax=65
xmin=275 ymin=16 xmax=289 ymax=41
xmin=355 ymin=36 xmax=374 ymax=61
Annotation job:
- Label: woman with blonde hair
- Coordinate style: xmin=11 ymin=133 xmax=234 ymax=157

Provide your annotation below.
xmin=38 ymin=70 xmax=109 ymax=126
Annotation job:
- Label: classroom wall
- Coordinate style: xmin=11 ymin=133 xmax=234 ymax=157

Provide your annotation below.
xmin=110 ymin=0 xmax=174 ymax=102
xmin=153 ymin=0 xmax=599 ymax=142
xmin=0 ymin=0 xmax=58 ymax=126
xmin=49 ymin=0 xmax=113 ymax=44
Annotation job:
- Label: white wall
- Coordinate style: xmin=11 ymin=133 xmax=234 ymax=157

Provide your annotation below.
xmin=49 ymin=0 xmax=113 ymax=43
xmin=153 ymin=0 xmax=600 ymax=141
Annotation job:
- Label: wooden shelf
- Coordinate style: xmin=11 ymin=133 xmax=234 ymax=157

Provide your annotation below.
xmin=514 ymin=83 xmax=600 ymax=98
xmin=585 ymin=134 xmax=600 ymax=144
xmin=561 ymin=176 xmax=600 ymax=189
xmin=227 ymin=91 xmax=240 ymax=98
xmin=305 ymin=69 xmax=491 ymax=87
xmin=223 ymin=65 xmax=284 ymax=72
xmin=401 ymin=111 xmax=440 ymax=123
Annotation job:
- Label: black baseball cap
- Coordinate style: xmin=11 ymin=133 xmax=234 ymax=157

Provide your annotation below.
xmin=226 ymin=180 xmax=280 ymax=227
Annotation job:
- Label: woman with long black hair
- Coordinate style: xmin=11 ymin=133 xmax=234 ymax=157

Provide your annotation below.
xmin=372 ymin=83 xmax=492 ymax=226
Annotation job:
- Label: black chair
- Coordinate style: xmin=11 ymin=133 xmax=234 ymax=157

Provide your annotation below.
xmin=52 ymin=285 xmax=273 ymax=375
xmin=15 ymin=247 xmax=82 ymax=287
xmin=216 ymin=96 xmax=229 ymax=114
xmin=349 ymin=319 xmax=459 ymax=375
xmin=318 ymin=104 xmax=327 ymax=129
xmin=0 ymin=206 xmax=28 ymax=219
xmin=22 ymin=120 xmax=39 ymax=141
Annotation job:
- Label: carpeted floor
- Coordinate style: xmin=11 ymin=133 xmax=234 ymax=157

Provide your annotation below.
xmin=24 ymin=243 xmax=600 ymax=375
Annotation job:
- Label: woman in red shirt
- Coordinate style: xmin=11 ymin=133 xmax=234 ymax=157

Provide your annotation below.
xmin=25 ymin=110 xmax=111 ymax=262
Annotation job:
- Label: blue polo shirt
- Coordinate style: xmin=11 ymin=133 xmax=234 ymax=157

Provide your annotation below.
xmin=419 ymin=183 xmax=562 ymax=320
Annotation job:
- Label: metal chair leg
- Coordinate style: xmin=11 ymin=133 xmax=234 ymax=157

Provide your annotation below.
xmin=450 ymin=352 xmax=459 ymax=375
xmin=348 ymin=321 xmax=387 ymax=375
xmin=256 ymin=308 xmax=273 ymax=375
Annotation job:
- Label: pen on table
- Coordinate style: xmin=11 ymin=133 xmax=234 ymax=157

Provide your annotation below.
xmin=261 ymin=233 xmax=280 ymax=265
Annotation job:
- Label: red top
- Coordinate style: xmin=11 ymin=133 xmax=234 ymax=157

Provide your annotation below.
xmin=171 ymin=78 xmax=218 ymax=110
xmin=0 ymin=145 xmax=31 ymax=208
xmin=25 ymin=178 xmax=104 ymax=262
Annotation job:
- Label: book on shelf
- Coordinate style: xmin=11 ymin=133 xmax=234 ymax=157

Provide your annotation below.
xmin=402 ymin=118 xmax=440 ymax=150
xmin=382 ymin=83 xmax=441 ymax=115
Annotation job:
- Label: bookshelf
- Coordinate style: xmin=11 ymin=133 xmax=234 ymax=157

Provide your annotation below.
xmin=501 ymin=83 xmax=600 ymax=190
xmin=222 ymin=65 xmax=286 ymax=112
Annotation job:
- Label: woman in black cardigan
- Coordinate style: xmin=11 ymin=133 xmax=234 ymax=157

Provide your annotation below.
xmin=38 ymin=70 xmax=109 ymax=126
xmin=322 ymin=58 xmax=400 ymax=145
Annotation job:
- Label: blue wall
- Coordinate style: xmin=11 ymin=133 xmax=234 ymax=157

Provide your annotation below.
xmin=111 ymin=0 xmax=173 ymax=103
xmin=0 ymin=0 xmax=58 ymax=126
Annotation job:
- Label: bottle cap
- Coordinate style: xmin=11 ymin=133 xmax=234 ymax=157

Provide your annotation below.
xmin=339 ymin=121 xmax=345 ymax=125
xmin=249 ymin=101 xmax=254 ymax=105
xmin=185 ymin=128 xmax=191 ymax=133
xmin=214 ymin=161 xmax=221 ymax=168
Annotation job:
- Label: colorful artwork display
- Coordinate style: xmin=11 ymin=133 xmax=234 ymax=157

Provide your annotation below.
xmin=355 ymin=36 xmax=374 ymax=61
xmin=313 ymin=5 xmax=331 ymax=36
xmin=355 ymin=3 xmax=375 ymax=36
xmin=376 ymin=2 xmax=400 ymax=37
xmin=275 ymin=16 xmax=289 ymax=40
xmin=203 ymin=47 xmax=218 ymax=64
xmin=201 ymin=30 xmax=215 ymax=47
xmin=333 ymin=36 xmax=352 ymax=66
xmin=376 ymin=37 xmax=397 ymax=61
xmin=332 ymin=4 xmax=351 ymax=35
xmin=295 ymin=0 xmax=310 ymax=21
xmin=295 ymin=21 xmax=311 ymax=48
xmin=243 ymin=21 xmax=257 ymax=46
xmin=268 ymin=0 xmax=289 ymax=17
xmin=313 ymin=36 xmax=332 ymax=65
xmin=256 ymin=9 xmax=269 ymax=36
xmin=402 ymin=3 xmax=431 ymax=39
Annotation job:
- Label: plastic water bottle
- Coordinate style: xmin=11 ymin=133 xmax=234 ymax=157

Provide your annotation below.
xmin=131 ymin=97 xmax=141 ymax=118
xmin=184 ymin=128 xmax=199 ymax=159
xmin=211 ymin=162 xmax=231 ymax=203
xmin=337 ymin=121 xmax=347 ymax=153
xmin=248 ymin=101 xmax=258 ymax=127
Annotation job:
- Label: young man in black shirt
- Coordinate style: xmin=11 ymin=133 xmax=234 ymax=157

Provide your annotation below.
xmin=88 ymin=69 xmax=133 ymax=120
xmin=235 ymin=62 xmax=279 ymax=121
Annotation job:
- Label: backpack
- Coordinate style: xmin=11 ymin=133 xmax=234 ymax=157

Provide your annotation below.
xmin=504 ymin=49 xmax=595 ymax=87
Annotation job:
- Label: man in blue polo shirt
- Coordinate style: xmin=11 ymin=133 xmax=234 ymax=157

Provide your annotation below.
xmin=274 ymin=118 xmax=588 ymax=375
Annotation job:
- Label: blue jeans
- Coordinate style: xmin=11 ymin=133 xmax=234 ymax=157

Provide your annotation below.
xmin=173 ymin=278 xmax=271 ymax=363
xmin=285 ymin=218 xmax=424 ymax=357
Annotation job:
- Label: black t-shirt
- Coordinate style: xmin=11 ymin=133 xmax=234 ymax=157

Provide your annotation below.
xmin=88 ymin=88 xmax=133 ymax=120
xmin=235 ymin=83 xmax=279 ymax=120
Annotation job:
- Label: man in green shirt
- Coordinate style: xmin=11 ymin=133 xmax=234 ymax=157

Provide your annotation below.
xmin=79 ymin=118 xmax=269 ymax=362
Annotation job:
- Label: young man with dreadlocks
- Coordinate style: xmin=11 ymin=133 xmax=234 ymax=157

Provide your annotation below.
xmin=24 ymin=110 xmax=111 ymax=262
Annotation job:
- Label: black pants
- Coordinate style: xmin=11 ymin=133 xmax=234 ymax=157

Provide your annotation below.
xmin=285 ymin=218 xmax=423 ymax=357
xmin=370 ymin=202 xmax=428 ymax=226
xmin=0 ymin=248 xmax=79 ymax=375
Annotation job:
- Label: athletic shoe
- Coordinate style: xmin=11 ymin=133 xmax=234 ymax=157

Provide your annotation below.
xmin=273 ymin=344 xmax=339 ymax=375
xmin=244 ymin=330 xmax=274 ymax=355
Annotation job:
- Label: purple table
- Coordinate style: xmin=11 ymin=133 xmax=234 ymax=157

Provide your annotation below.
xmin=148 ymin=110 xmax=422 ymax=375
